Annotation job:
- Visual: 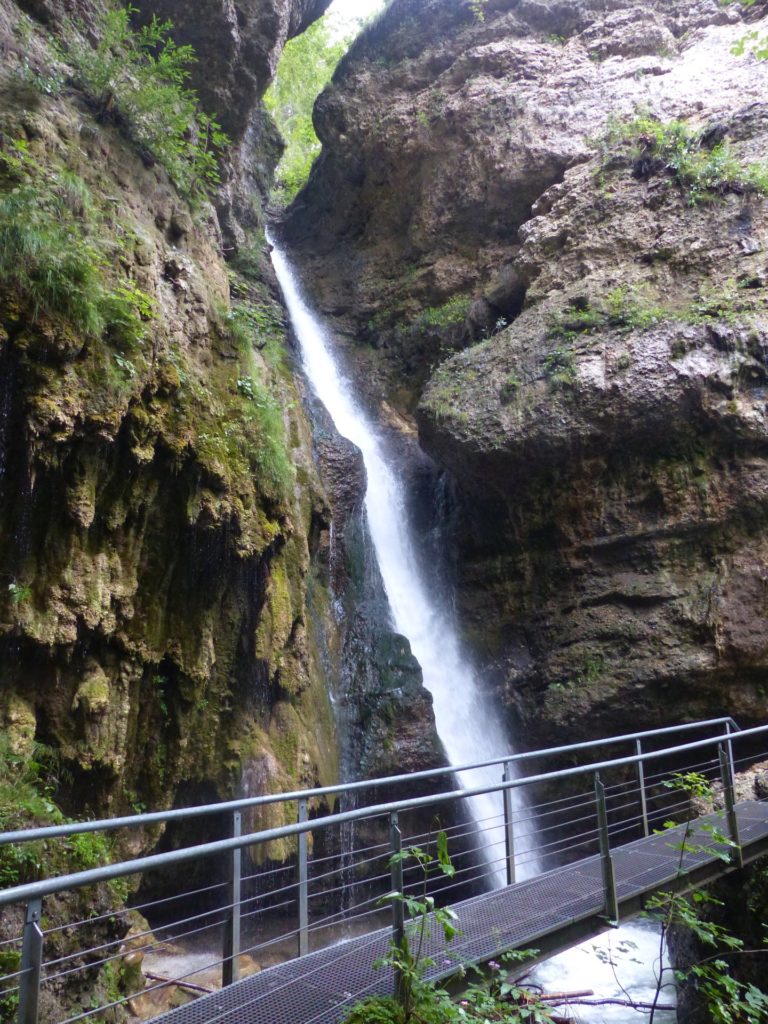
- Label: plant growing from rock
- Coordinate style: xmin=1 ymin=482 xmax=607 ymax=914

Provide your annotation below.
xmin=56 ymin=4 xmax=229 ymax=200
xmin=733 ymin=0 xmax=768 ymax=61
xmin=0 ymin=138 xmax=154 ymax=343
xmin=597 ymin=112 xmax=768 ymax=205
xmin=642 ymin=772 xmax=768 ymax=1024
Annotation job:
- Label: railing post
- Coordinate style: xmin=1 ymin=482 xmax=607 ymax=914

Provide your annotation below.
xmin=718 ymin=744 xmax=744 ymax=869
xmin=594 ymin=773 xmax=619 ymax=925
xmin=222 ymin=811 xmax=242 ymax=987
xmin=297 ymin=798 xmax=309 ymax=957
xmin=502 ymin=761 xmax=516 ymax=886
xmin=389 ymin=811 xmax=404 ymax=1002
xmin=636 ymin=739 xmax=649 ymax=837
xmin=724 ymin=720 xmax=736 ymax=789
xmin=18 ymin=898 xmax=42 ymax=1024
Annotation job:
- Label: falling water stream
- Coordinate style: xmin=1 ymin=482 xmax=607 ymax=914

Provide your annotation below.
xmin=269 ymin=236 xmax=674 ymax=1021
xmin=269 ymin=236 xmax=540 ymax=885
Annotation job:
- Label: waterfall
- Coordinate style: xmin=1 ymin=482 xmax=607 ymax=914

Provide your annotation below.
xmin=269 ymin=235 xmax=540 ymax=885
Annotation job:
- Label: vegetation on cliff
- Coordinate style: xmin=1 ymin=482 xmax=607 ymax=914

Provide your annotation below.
xmin=0 ymin=0 xmax=338 ymax=876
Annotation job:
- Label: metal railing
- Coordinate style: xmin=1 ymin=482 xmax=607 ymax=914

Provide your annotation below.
xmin=1 ymin=715 xmax=763 ymax=1024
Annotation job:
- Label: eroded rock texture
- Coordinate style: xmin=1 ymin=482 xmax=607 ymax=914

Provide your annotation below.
xmin=0 ymin=0 xmax=339 ymax=833
xmin=287 ymin=0 xmax=768 ymax=744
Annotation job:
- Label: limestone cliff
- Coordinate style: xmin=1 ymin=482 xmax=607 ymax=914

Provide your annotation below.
xmin=0 ymin=0 xmax=339 ymax=840
xmin=286 ymin=0 xmax=768 ymax=746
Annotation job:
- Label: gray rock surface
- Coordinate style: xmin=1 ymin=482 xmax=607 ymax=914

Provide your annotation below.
xmin=285 ymin=0 xmax=768 ymax=744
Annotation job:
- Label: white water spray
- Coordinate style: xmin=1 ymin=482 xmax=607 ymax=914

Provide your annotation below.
xmin=270 ymin=237 xmax=540 ymax=885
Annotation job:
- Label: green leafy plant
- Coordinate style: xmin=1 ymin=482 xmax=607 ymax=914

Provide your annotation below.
xmin=7 ymin=581 xmax=32 ymax=606
xmin=377 ymin=831 xmax=460 ymax=1018
xmin=499 ymin=374 xmax=521 ymax=403
xmin=344 ymin=835 xmax=552 ymax=1024
xmin=642 ymin=772 xmax=768 ymax=1024
xmin=467 ymin=0 xmax=488 ymax=22
xmin=732 ymin=0 xmax=768 ymax=61
xmin=547 ymin=281 xmax=753 ymax=350
xmin=0 ymin=140 xmax=155 ymax=343
xmin=418 ymin=296 xmax=472 ymax=331
xmin=542 ymin=347 xmax=576 ymax=387
xmin=58 ymin=4 xmax=229 ymax=200
xmin=597 ymin=112 xmax=768 ymax=204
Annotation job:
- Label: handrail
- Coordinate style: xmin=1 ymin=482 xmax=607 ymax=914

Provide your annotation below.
xmin=0 ymin=716 xmax=740 ymax=848
xmin=0 ymin=720 xmax=764 ymax=909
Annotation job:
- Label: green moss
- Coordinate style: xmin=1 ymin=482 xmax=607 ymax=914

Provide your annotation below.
xmin=71 ymin=671 xmax=110 ymax=716
xmin=255 ymin=558 xmax=295 ymax=667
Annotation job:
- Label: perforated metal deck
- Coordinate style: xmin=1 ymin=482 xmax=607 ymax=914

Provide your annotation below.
xmin=150 ymin=801 xmax=768 ymax=1024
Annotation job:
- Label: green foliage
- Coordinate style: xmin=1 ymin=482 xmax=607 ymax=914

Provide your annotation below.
xmin=499 ymin=374 xmax=521 ymax=403
xmin=467 ymin=0 xmax=488 ymax=22
xmin=641 ymin=772 xmax=768 ymax=1024
xmin=598 ymin=112 xmax=768 ymax=204
xmin=0 ymin=139 xmax=154 ymax=344
xmin=7 ymin=581 xmax=31 ymax=606
xmin=58 ymin=4 xmax=228 ymax=199
xmin=418 ymin=296 xmax=472 ymax=330
xmin=374 ymin=834 xmax=459 ymax=1020
xmin=0 ymin=949 xmax=21 ymax=1020
xmin=732 ymin=0 xmax=768 ymax=61
xmin=547 ymin=281 xmax=753 ymax=354
xmin=214 ymin=301 xmax=294 ymax=497
xmin=0 ymin=737 xmax=128 ymax=901
xmin=542 ymin=347 xmax=576 ymax=387
xmin=344 ymin=836 xmax=550 ymax=1024
xmin=265 ymin=16 xmax=351 ymax=202
xmin=227 ymin=300 xmax=285 ymax=363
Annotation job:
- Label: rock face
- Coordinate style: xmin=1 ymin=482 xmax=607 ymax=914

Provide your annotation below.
xmin=286 ymin=0 xmax=768 ymax=746
xmin=0 ymin=0 xmax=340 ymax=837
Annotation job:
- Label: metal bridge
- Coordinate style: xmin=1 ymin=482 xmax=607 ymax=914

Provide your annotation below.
xmin=2 ymin=718 xmax=768 ymax=1024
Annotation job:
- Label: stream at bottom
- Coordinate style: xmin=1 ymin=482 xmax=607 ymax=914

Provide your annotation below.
xmin=533 ymin=920 xmax=676 ymax=1023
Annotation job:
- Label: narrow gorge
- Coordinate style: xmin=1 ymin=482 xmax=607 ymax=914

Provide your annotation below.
xmin=1 ymin=0 xmax=767 ymax=1022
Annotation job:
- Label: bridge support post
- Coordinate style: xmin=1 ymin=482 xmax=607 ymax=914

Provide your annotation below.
xmin=636 ymin=739 xmax=649 ymax=837
xmin=389 ymin=811 xmax=405 ymax=1002
xmin=502 ymin=761 xmax=516 ymax=885
xmin=222 ymin=811 xmax=242 ymax=987
xmin=18 ymin=898 xmax=42 ymax=1024
xmin=297 ymin=798 xmax=309 ymax=957
xmin=594 ymin=774 xmax=619 ymax=925
xmin=718 ymin=744 xmax=744 ymax=869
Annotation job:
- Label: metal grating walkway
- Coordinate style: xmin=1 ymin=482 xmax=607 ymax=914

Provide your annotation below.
xmin=151 ymin=800 xmax=768 ymax=1024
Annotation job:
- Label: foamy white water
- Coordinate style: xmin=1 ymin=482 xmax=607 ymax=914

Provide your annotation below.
xmin=269 ymin=236 xmax=540 ymax=884
xmin=534 ymin=919 xmax=676 ymax=1024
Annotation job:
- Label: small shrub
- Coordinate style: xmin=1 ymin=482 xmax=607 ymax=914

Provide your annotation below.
xmin=343 ymin=834 xmax=549 ymax=1024
xmin=499 ymin=374 xmax=521 ymax=403
xmin=642 ymin=772 xmax=768 ymax=1024
xmin=57 ymin=5 xmax=228 ymax=200
xmin=0 ymin=178 xmax=105 ymax=336
xmin=542 ymin=347 xmax=576 ymax=387
xmin=467 ymin=0 xmax=488 ymax=22
xmin=733 ymin=1 xmax=768 ymax=61
xmin=7 ymin=581 xmax=31 ymax=606
xmin=597 ymin=112 xmax=768 ymax=204
xmin=418 ymin=296 xmax=471 ymax=330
